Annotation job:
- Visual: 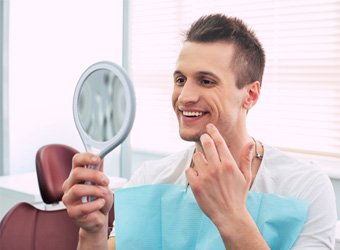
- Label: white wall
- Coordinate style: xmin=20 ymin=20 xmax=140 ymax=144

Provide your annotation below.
xmin=8 ymin=0 xmax=123 ymax=176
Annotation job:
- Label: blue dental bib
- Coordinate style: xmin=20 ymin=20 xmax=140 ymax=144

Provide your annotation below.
xmin=115 ymin=184 xmax=308 ymax=250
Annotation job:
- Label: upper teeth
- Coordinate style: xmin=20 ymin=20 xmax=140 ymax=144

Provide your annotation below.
xmin=183 ymin=111 xmax=203 ymax=117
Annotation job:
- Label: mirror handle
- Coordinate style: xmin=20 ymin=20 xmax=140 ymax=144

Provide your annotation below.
xmin=81 ymin=164 xmax=100 ymax=203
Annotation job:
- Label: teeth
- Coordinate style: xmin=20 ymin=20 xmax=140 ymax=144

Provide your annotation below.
xmin=183 ymin=111 xmax=203 ymax=117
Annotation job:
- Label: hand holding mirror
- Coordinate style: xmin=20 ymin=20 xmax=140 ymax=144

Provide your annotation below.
xmin=73 ymin=61 xmax=136 ymax=202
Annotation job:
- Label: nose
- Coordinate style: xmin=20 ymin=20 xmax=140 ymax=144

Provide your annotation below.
xmin=177 ymin=81 xmax=200 ymax=104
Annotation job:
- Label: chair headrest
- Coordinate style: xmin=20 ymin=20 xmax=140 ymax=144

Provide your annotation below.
xmin=35 ymin=144 xmax=79 ymax=204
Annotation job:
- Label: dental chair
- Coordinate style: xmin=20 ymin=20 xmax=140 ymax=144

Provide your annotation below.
xmin=0 ymin=144 xmax=115 ymax=250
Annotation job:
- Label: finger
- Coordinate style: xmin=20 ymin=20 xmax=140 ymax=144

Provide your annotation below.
xmin=63 ymin=153 xmax=95 ymax=191
xmin=66 ymin=198 xmax=106 ymax=219
xmin=239 ymin=142 xmax=254 ymax=185
xmin=185 ymin=167 xmax=199 ymax=187
xmin=72 ymin=153 xmax=105 ymax=184
xmin=191 ymin=151 xmax=208 ymax=174
xmin=186 ymin=167 xmax=198 ymax=179
xmin=200 ymin=133 xmax=220 ymax=167
xmin=206 ymin=123 xmax=233 ymax=163
xmin=64 ymin=166 xmax=109 ymax=191
xmin=63 ymin=185 xmax=105 ymax=208
xmin=63 ymin=183 xmax=113 ymax=216
xmin=72 ymin=153 xmax=101 ymax=169
xmin=68 ymin=184 xmax=111 ymax=202
xmin=65 ymin=153 xmax=106 ymax=187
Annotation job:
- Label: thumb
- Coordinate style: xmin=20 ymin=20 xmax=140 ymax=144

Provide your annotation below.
xmin=239 ymin=142 xmax=254 ymax=185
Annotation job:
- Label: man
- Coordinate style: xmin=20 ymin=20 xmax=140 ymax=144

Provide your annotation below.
xmin=62 ymin=14 xmax=337 ymax=249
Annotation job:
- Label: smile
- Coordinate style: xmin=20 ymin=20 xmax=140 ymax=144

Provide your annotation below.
xmin=182 ymin=111 xmax=204 ymax=117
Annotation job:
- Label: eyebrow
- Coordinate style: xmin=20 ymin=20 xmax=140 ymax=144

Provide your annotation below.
xmin=173 ymin=70 xmax=221 ymax=81
xmin=173 ymin=70 xmax=183 ymax=77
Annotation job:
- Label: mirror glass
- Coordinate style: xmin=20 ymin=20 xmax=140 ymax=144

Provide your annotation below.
xmin=73 ymin=61 xmax=135 ymax=159
xmin=78 ymin=69 xmax=126 ymax=142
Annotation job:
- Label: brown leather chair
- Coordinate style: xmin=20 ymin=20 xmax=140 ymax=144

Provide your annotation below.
xmin=0 ymin=144 xmax=115 ymax=250
xmin=36 ymin=144 xmax=79 ymax=205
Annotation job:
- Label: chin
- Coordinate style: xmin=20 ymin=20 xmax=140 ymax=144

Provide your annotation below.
xmin=180 ymin=135 xmax=200 ymax=142
xmin=178 ymin=130 xmax=201 ymax=142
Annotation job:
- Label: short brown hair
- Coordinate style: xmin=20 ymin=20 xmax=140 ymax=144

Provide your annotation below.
xmin=185 ymin=14 xmax=265 ymax=88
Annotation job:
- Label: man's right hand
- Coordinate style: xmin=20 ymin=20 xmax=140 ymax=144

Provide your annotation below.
xmin=62 ymin=152 xmax=113 ymax=249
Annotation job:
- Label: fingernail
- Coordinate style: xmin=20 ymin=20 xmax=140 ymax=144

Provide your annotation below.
xmin=101 ymin=175 xmax=109 ymax=185
xmin=206 ymin=123 xmax=213 ymax=130
xmin=200 ymin=133 xmax=207 ymax=141
xmin=249 ymin=144 xmax=255 ymax=156
xmin=91 ymin=156 xmax=99 ymax=163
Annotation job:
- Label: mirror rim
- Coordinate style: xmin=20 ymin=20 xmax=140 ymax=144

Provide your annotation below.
xmin=73 ymin=61 xmax=136 ymax=158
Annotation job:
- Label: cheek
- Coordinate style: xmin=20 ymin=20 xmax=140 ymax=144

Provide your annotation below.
xmin=210 ymin=94 xmax=226 ymax=113
xmin=171 ymin=86 xmax=181 ymax=109
xmin=171 ymin=88 xmax=179 ymax=110
xmin=212 ymin=93 xmax=239 ymax=120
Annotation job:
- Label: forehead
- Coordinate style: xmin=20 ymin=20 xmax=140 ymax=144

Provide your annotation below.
xmin=175 ymin=41 xmax=235 ymax=75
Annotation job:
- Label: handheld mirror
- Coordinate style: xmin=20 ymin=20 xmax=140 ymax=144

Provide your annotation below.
xmin=73 ymin=61 xmax=136 ymax=202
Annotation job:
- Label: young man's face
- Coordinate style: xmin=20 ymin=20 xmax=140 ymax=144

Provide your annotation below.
xmin=172 ymin=41 xmax=248 ymax=142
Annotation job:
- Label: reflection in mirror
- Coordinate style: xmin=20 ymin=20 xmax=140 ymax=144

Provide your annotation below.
xmin=78 ymin=69 xmax=126 ymax=142
xmin=73 ymin=61 xmax=135 ymax=158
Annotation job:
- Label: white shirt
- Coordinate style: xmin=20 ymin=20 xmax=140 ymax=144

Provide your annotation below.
xmin=117 ymin=144 xmax=337 ymax=249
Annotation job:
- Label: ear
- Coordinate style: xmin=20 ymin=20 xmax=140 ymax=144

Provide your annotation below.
xmin=243 ymin=81 xmax=261 ymax=110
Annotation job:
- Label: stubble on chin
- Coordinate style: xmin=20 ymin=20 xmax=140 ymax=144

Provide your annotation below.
xmin=177 ymin=117 xmax=207 ymax=142
xmin=178 ymin=127 xmax=203 ymax=143
xmin=180 ymin=134 xmax=200 ymax=142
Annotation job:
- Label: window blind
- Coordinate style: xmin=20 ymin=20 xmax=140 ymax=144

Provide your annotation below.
xmin=128 ymin=0 xmax=340 ymax=158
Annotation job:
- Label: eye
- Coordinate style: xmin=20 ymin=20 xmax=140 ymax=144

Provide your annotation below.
xmin=175 ymin=76 xmax=186 ymax=86
xmin=200 ymin=79 xmax=214 ymax=86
